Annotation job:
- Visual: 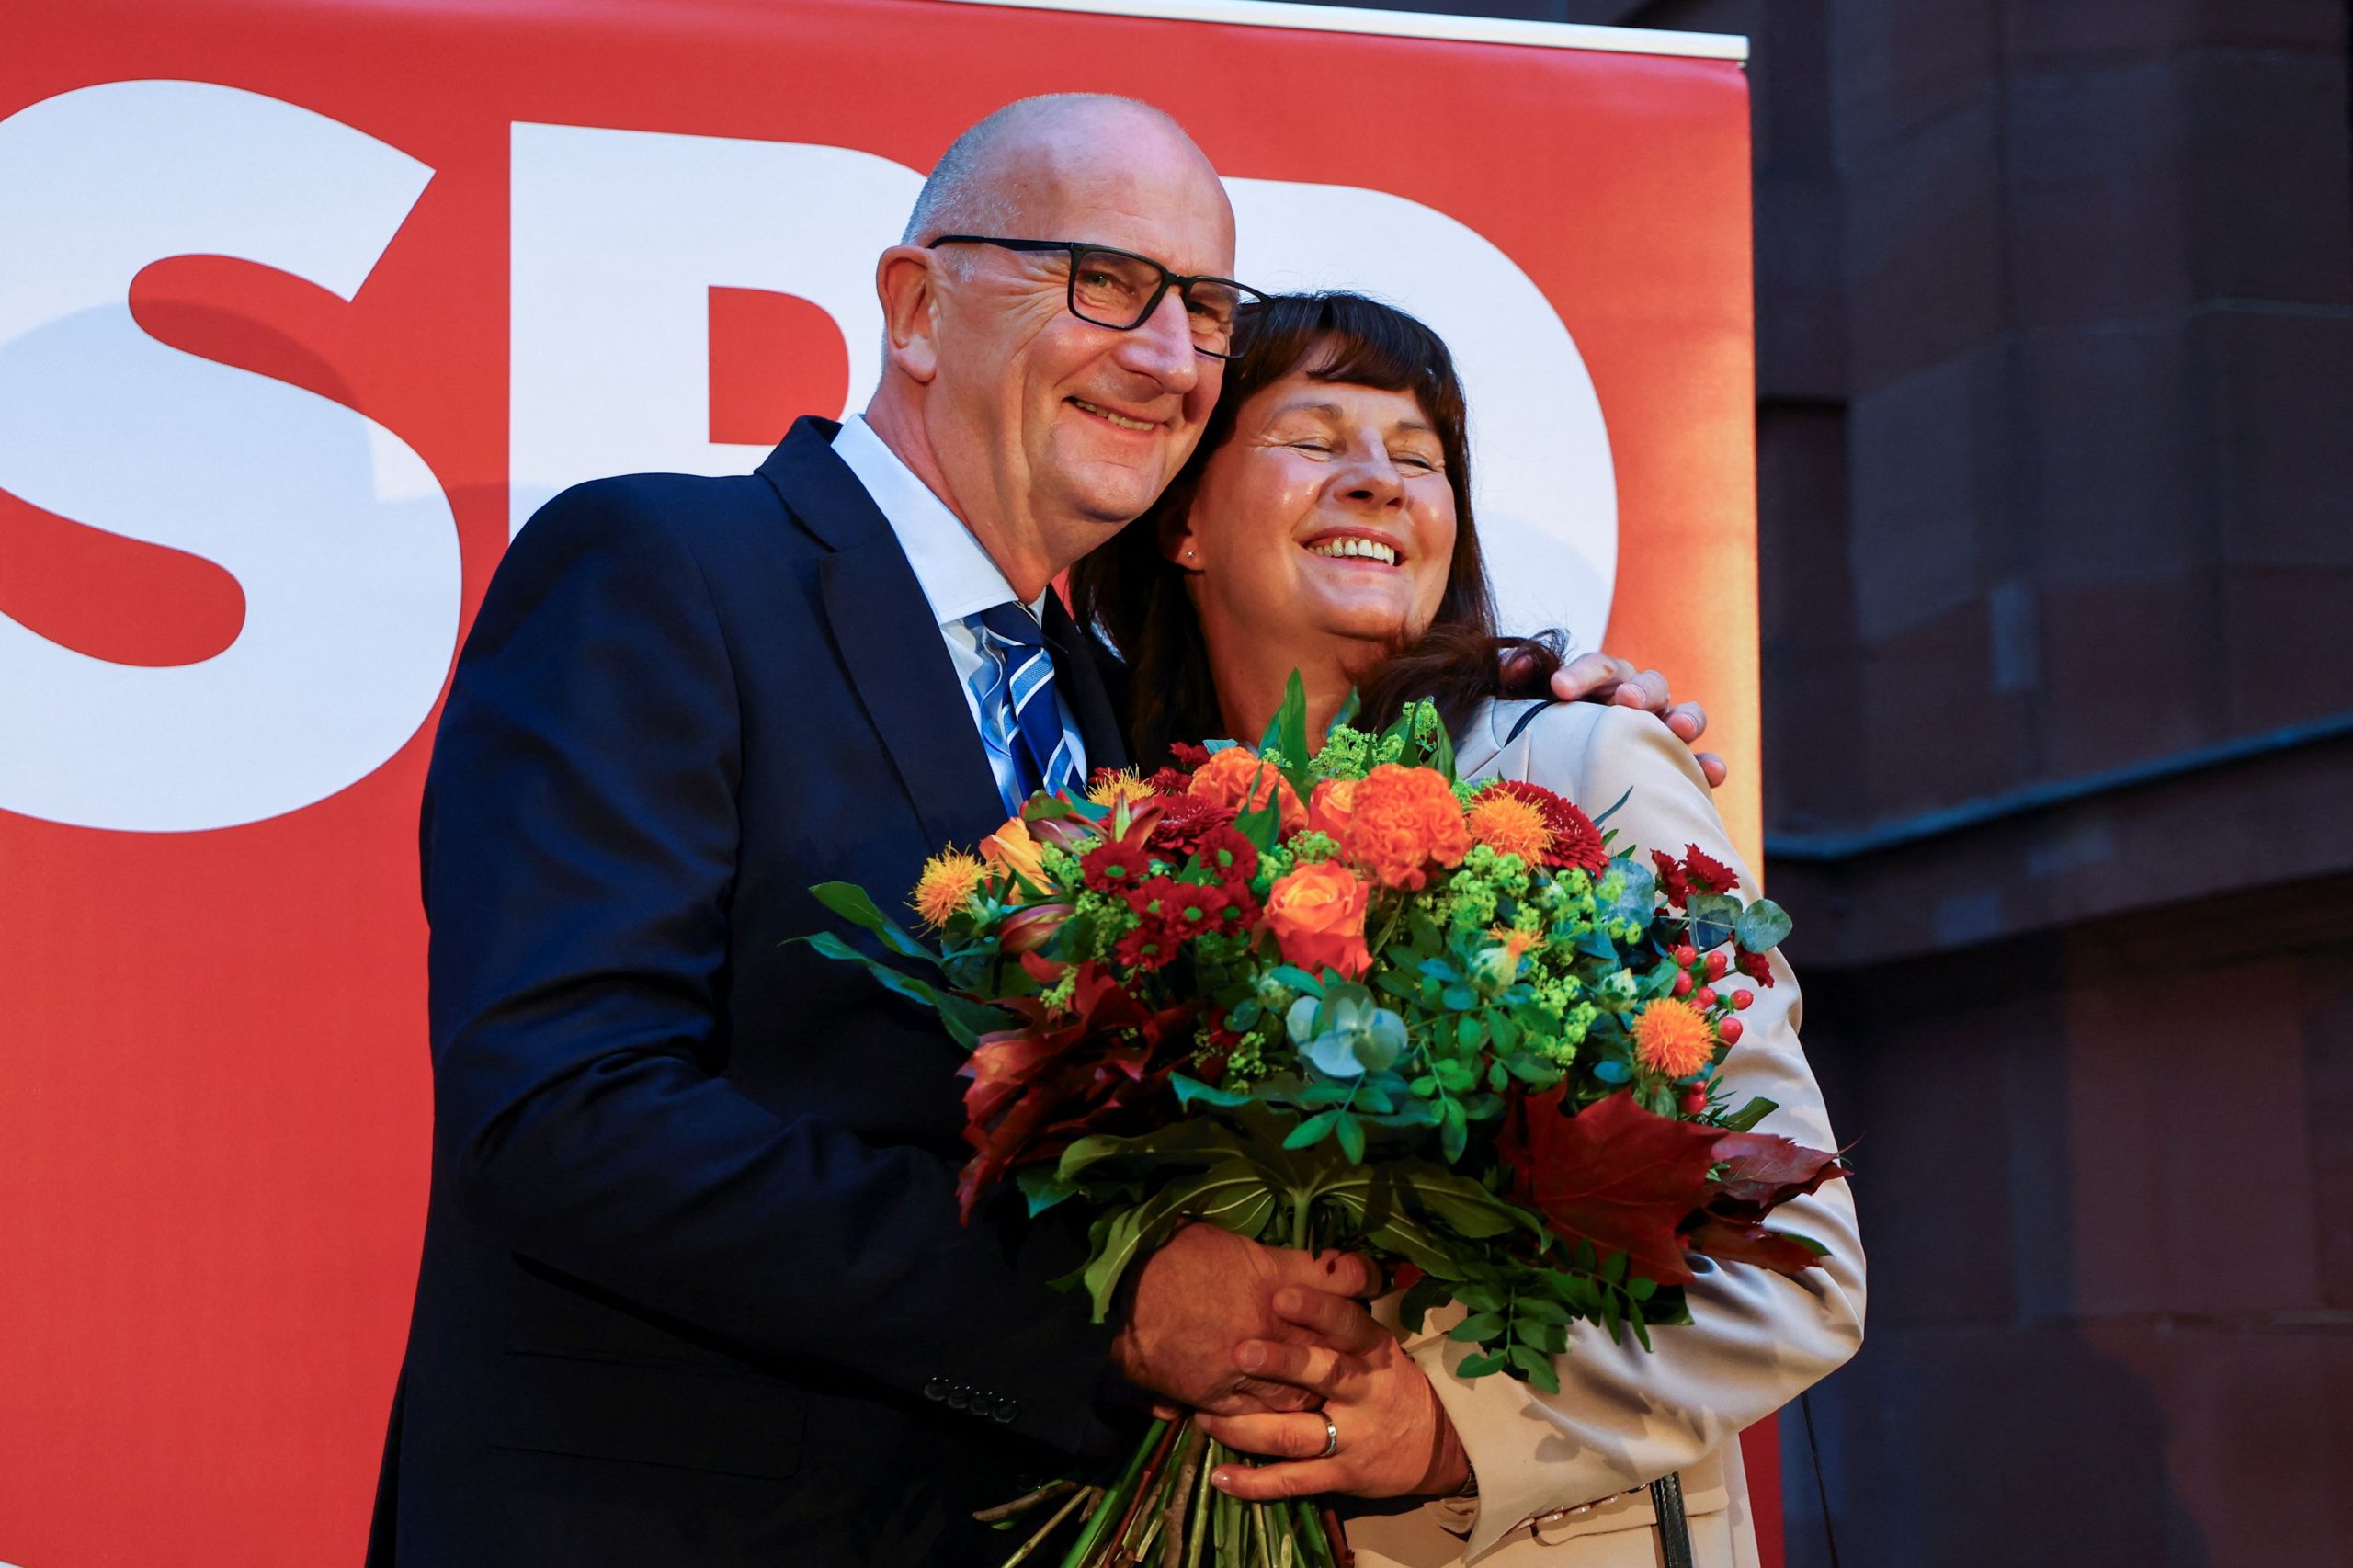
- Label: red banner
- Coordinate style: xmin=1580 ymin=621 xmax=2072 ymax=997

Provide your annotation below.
xmin=0 ymin=2 xmax=1758 ymax=1560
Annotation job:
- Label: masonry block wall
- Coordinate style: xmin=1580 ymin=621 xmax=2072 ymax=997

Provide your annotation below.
xmin=1305 ymin=1 xmax=2353 ymax=1562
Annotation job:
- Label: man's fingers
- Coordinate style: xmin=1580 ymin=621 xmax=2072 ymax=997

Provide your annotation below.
xmin=1608 ymin=668 xmax=1673 ymax=714
xmin=1549 ymin=652 xmax=1633 ymax=704
xmin=1272 ymin=1247 xmax=1381 ymax=1300
xmin=1208 ymin=1457 xmax=1348 ymax=1503
xmin=1698 ymin=752 xmax=1728 ymax=789
xmin=1271 ymin=1287 xmax=1390 ymax=1356
xmin=1220 ymin=1375 xmax=1322 ymax=1414
xmin=1194 ymin=1410 xmax=1335 ymax=1462
xmin=1234 ymin=1337 xmax=1346 ymax=1394
xmin=1665 ymin=700 xmax=1709 ymax=742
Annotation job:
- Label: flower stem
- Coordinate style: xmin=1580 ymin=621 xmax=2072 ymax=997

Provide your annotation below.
xmin=1185 ymin=1441 xmax=1218 ymax=1568
xmin=999 ymin=1485 xmax=1098 ymax=1568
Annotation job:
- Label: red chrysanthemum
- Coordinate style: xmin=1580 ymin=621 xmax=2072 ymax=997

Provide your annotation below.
xmin=1144 ymin=767 xmax=1194 ymax=797
xmin=1080 ymin=836 xmax=1148 ymax=892
xmin=1159 ymin=881 xmax=1230 ymax=935
xmin=1112 ymin=876 xmax=1186 ymax=969
xmin=1149 ymin=794 xmax=1237 ymax=858
xmin=1168 ymin=743 xmax=1215 ymax=772
xmin=1735 ymin=946 xmax=1777 ymax=989
xmin=1479 ymin=780 xmax=1608 ymax=874
xmin=1652 ymin=849 xmax=1690 ymax=907
xmin=1186 ymin=824 xmax=1259 ymax=891
xmin=1684 ymin=844 xmax=1739 ymax=895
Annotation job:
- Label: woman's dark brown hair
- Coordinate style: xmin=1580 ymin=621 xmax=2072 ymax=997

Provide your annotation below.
xmin=1066 ymin=290 xmax=1563 ymax=765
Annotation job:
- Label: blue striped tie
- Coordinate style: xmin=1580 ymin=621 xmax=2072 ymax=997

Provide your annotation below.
xmin=969 ymin=603 xmax=1080 ymax=811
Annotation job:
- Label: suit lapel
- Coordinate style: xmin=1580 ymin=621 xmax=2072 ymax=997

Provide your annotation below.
xmin=1043 ymin=593 xmax=1130 ymax=775
xmin=761 ymin=420 xmax=1008 ymax=850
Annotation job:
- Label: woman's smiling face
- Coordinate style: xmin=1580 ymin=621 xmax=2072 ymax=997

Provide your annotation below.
xmin=1169 ymin=349 xmax=1459 ymax=662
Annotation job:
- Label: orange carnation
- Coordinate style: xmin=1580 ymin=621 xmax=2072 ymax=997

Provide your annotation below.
xmin=1340 ymin=764 xmax=1471 ymax=891
xmin=1631 ymin=996 xmax=1716 ymax=1079
xmin=1466 ymin=790 xmax=1552 ymax=864
xmin=1264 ymin=862 xmax=1372 ymax=979
xmin=1188 ymin=746 xmax=1307 ymax=835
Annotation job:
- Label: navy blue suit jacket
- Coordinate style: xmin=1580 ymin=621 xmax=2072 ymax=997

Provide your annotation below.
xmin=367 ymin=419 xmax=1136 ymax=1566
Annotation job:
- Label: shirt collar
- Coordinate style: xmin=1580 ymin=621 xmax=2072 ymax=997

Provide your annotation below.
xmin=830 ymin=415 xmax=1043 ymax=625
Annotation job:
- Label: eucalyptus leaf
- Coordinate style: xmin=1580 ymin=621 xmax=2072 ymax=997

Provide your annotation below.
xmin=1688 ymin=892 xmax=1743 ymax=951
xmin=1734 ymin=898 xmax=1793 ymax=952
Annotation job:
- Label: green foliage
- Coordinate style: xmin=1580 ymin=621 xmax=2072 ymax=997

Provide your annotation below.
xmin=794 ymin=665 xmax=1837 ymax=1388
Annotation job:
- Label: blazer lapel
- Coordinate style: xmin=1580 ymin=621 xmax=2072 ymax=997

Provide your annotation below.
xmin=1043 ymin=593 xmax=1130 ymax=775
xmin=761 ymin=420 xmax=1008 ymax=850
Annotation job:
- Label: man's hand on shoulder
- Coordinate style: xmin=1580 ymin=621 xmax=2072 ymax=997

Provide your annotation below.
xmin=1513 ymin=649 xmax=1727 ymax=789
xmin=1113 ymin=1223 xmax=1379 ymax=1416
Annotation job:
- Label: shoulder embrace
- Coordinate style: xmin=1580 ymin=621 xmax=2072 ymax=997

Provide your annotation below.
xmin=1517 ymin=699 xmax=1702 ymax=783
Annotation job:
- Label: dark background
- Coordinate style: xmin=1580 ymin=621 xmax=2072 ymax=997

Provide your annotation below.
xmin=1298 ymin=0 xmax=2353 ymax=1562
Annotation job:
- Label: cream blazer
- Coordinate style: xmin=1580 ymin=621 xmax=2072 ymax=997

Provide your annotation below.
xmin=1342 ymin=699 xmax=1866 ymax=1568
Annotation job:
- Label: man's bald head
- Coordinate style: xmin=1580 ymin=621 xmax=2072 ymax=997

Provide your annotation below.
xmin=902 ymin=94 xmax=1226 ymax=248
xmin=865 ymin=94 xmax=1236 ymax=603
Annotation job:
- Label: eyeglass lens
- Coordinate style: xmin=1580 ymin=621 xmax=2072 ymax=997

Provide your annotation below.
xmin=1069 ymin=247 xmax=1247 ymax=355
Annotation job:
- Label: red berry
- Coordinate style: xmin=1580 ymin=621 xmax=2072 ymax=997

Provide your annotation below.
xmin=1672 ymin=944 xmax=1698 ymax=968
xmin=1694 ymin=986 xmax=1718 ymax=1010
xmin=1718 ymin=1017 xmax=1744 ymax=1044
xmin=1732 ymin=989 xmax=1755 ymax=1011
xmin=1705 ymin=950 xmax=1729 ymax=980
xmin=1678 ymin=1089 xmax=1709 ymax=1115
xmin=1673 ymin=971 xmax=1694 ymax=997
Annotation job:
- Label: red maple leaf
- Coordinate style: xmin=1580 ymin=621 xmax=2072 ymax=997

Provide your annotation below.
xmin=1706 ymin=1131 xmax=1850 ymax=1221
xmin=1500 ymin=1088 xmax=1726 ymax=1285
xmin=1682 ymin=1215 xmax=1826 ymax=1277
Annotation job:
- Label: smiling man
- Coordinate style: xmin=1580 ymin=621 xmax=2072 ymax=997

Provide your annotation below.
xmin=367 ymin=94 xmax=1392 ymax=1568
xmin=367 ymin=95 xmax=1697 ymax=1568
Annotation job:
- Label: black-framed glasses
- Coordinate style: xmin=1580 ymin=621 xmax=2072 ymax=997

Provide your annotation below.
xmin=927 ymin=235 xmax=1267 ymax=360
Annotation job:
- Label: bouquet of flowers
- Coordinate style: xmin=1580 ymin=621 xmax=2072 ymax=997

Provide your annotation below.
xmin=800 ymin=678 xmax=1847 ymax=1568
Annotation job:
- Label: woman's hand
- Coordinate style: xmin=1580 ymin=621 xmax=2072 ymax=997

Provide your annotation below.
xmin=1196 ymin=1286 xmax=1471 ymax=1503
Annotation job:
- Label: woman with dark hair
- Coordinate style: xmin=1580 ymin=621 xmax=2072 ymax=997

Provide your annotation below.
xmin=1067 ymin=293 xmax=1863 ymax=1568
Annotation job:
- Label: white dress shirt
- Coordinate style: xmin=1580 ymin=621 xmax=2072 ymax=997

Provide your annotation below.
xmin=829 ymin=415 xmax=1088 ymax=792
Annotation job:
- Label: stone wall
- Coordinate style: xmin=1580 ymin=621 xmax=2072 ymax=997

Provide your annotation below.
xmin=1298 ymin=1 xmax=2353 ymax=1562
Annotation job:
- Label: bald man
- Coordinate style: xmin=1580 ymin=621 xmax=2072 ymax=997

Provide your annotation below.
xmin=363 ymin=95 xmax=1395 ymax=1568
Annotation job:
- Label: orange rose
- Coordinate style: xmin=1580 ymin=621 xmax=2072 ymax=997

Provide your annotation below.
xmin=1308 ymin=777 xmax=1360 ymax=842
xmin=980 ymin=817 xmax=1049 ymax=897
xmin=1264 ymin=862 xmax=1371 ymax=979
xmin=1188 ymin=746 xmax=1307 ymax=835
xmin=1340 ymin=764 xmax=1471 ymax=891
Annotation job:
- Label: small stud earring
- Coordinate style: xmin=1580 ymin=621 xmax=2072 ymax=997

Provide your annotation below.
xmin=1185 ymin=548 xmax=1197 ymax=560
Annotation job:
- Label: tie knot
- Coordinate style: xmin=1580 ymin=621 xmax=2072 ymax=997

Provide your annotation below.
xmin=974 ymin=602 xmax=1046 ymax=652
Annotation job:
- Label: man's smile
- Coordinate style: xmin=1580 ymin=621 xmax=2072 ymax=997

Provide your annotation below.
xmin=1067 ymin=395 xmax=1159 ymax=433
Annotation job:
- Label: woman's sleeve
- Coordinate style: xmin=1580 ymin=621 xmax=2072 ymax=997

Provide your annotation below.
xmin=1418 ymin=703 xmax=1867 ymax=1561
